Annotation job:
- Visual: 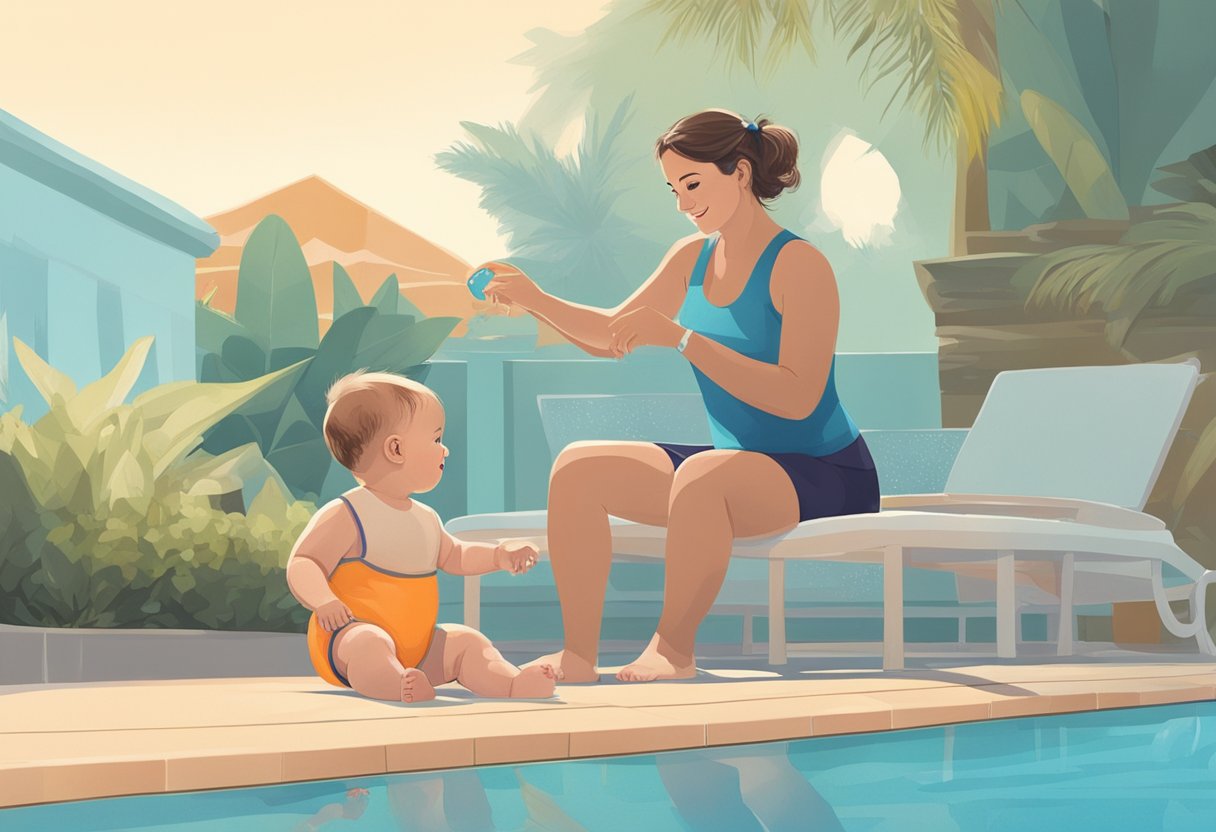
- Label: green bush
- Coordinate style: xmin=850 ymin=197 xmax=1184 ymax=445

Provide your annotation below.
xmin=0 ymin=335 xmax=316 ymax=631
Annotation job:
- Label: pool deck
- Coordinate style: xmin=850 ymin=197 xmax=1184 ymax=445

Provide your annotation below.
xmin=2 ymin=650 xmax=1214 ymax=809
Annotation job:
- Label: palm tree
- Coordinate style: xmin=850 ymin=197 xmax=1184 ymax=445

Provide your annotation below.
xmin=637 ymin=0 xmax=1003 ymax=256
xmin=435 ymin=97 xmax=663 ymax=309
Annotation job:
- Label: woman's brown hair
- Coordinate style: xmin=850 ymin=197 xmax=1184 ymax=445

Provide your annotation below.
xmin=654 ymin=108 xmax=801 ymax=202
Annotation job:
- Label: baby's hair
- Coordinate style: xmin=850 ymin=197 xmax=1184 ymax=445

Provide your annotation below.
xmin=655 ymin=108 xmax=801 ymax=203
xmin=323 ymin=370 xmax=439 ymax=471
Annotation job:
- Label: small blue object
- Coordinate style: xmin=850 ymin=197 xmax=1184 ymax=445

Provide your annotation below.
xmin=745 ymin=121 xmax=759 ymax=133
xmin=467 ymin=267 xmax=495 ymax=300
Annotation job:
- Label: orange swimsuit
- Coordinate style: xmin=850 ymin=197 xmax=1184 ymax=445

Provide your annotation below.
xmin=305 ymin=488 xmax=442 ymax=688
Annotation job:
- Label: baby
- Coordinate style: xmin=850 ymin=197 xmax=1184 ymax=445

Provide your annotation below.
xmin=287 ymin=370 xmax=557 ymax=703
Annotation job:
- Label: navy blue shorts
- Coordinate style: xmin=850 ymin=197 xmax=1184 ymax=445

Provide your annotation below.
xmin=654 ymin=435 xmax=880 ymax=523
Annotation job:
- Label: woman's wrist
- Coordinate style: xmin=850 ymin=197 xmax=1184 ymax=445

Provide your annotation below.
xmin=675 ymin=327 xmax=693 ymax=353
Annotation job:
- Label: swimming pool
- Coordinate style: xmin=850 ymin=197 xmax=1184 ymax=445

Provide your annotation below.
xmin=4 ymin=701 xmax=1214 ymax=831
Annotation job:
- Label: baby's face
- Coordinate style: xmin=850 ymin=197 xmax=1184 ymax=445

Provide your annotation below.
xmin=393 ymin=396 xmax=448 ymax=493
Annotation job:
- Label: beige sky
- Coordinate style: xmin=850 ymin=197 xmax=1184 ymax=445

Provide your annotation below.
xmin=1 ymin=1 xmax=608 ymax=262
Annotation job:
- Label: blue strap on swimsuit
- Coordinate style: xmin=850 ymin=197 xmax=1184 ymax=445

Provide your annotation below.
xmin=675 ymin=229 xmax=860 ymax=456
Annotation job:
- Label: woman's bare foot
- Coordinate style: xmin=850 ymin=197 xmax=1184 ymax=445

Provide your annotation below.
xmin=509 ymin=664 xmax=558 ymax=698
xmin=616 ymin=636 xmax=696 ymax=682
xmin=401 ymin=667 xmax=436 ymax=703
xmin=523 ymin=650 xmax=599 ymax=683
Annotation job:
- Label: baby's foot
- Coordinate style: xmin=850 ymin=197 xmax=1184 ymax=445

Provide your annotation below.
xmin=401 ymin=667 xmax=435 ymax=703
xmin=523 ymin=650 xmax=598 ymax=683
xmin=509 ymin=664 xmax=557 ymax=698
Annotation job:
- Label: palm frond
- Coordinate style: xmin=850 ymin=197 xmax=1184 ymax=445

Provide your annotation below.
xmin=1014 ymin=203 xmax=1216 ymax=349
xmin=831 ymin=0 xmax=1003 ymax=158
xmin=435 ymin=98 xmax=657 ymax=307
xmin=639 ymin=0 xmax=822 ymax=77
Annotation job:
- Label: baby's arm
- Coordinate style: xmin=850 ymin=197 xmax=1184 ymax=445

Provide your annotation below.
xmin=435 ymin=525 xmax=538 ymax=577
xmin=286 ymin=501 xmax=360 ymax=629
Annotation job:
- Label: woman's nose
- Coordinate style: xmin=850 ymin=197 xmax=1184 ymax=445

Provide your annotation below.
xmin=677 ymin=192 xmax=695 ymax=213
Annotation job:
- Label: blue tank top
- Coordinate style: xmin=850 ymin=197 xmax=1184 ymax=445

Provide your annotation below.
xmin=675 ymin=229 xmax=859 ymax=456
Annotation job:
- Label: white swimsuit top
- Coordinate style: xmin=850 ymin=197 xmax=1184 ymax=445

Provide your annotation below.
xmin=337 ymin=487 xmax=442 ymax=576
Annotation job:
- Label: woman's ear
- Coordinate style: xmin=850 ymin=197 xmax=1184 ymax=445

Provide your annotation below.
xmin=735 ymin=158 xmax=752 ymax=189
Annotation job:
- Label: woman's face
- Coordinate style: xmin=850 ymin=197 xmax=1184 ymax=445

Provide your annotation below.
xmin=660 ymin=149 xmax=750 ymax=234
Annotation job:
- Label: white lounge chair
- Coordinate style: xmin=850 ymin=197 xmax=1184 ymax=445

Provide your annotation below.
xmin=447 ymin=361 xmax=1215 ymax=669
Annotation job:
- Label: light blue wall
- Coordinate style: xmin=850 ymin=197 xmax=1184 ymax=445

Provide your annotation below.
xmin=0 ymin=167 xmax=197 ymax=418
xmin=0 ymin=108 xmax=217 ymax=418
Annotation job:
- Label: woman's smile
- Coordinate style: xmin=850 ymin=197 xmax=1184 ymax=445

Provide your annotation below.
xmin=692 ymin=207 xmax=708 ymax=219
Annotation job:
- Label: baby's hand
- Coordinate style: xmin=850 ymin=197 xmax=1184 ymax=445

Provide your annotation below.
xmin=495 ymin=540 xmax=540 ymax=575
xmin=316 ymin=598 xmax=355 ymax=631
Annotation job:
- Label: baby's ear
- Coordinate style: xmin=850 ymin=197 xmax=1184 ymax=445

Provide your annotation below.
xmin=383 ymin=433 xmax=406 ymax=462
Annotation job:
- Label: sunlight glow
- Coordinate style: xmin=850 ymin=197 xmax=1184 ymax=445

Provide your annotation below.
xmin=818 ymin=132 xmax=901 ymax=248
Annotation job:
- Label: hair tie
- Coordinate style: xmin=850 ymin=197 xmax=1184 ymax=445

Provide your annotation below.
xmin=742 ymin=120 xmax=759 ymax=133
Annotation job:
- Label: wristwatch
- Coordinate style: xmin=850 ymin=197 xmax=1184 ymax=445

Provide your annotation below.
xmin=676 ymin=328 xmax=693 ymax=353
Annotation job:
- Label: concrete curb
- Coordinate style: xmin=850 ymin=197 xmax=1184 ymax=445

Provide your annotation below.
xmin=0 ymin=624 xmax=313 ymax=684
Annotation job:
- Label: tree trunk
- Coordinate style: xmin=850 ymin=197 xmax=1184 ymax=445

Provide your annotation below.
xmin=951 ymin=0 xmax=1000 ymax=256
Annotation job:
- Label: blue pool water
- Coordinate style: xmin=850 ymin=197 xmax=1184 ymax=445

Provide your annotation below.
xmin=5 ymin=702 xmax=1216 ymax=831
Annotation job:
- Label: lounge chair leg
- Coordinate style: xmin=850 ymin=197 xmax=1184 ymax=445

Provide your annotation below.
xmin=1057 ymin=552 xmax=1075 ymax=657
xmin=464 ymin=574 xmax=481 ymax=631
xmin=768 ymin=561 xmax=787 ymax=666
xmin=883 ymin=545 xmax=904 ymax=671
xmin=997 ymin=550 xmax=1016 ymax=659
xmin=1151 ymin=561 xmax=1216 ymax=656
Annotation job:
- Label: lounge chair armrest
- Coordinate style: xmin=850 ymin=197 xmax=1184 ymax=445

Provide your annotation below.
xmin=879 ymin=493 xmax=1166 ymax=531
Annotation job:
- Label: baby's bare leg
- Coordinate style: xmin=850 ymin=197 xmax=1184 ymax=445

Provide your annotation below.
xmin=419 ymin=624 xmax=556 ymax=699
xmin=333 ymin=623 xmax=435 ymax=703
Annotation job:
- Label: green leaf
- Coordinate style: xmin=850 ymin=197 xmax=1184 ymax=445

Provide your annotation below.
xmin=269 ymin=394 xmax=317 ymax=455
xmin=360 ymin=317 xmax=460 ymax=372
xmin=369 ymin=274 xmax=402 ymax=315
xmin=136 ymin=359 xmax=310 ymax=479
xmin=296 ymin=307 xmax=377 ymax=429
xmin=101 ymin=450 xmax=151 ymax=510
xmin=248 ymin=476 xmax=290 ymax=521
xmin=65 ymin=336 xmax=153 ymax=434
xmin=268 ymin=346 xmax=316 ymax=373
xmin=195 ymin=303 xmax=249 ymax=356
xmin=12 ymin=338 xmax=77 ymax=406
xmin=1021 ymin=90 xmax=1129 ymax=221
xmin=331 ymin=262 xmax=364 ymax=321
xmin=232 ymin=215 xmax=320 ymax=352
xmin=220 ymin=335 xmax=268 ymax=381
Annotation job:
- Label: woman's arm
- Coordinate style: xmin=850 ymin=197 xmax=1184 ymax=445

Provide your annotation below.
xmin=484 ymin=237 xmax=702 ymax=355
xmin=680 ymin=243 xmax=839 ymax=420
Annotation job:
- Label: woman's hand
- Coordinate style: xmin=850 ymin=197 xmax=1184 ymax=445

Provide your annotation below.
xmin=479 ymin=262 xmax=544 ymax=312
xmin=607 ymin=306 xmax=685 ymax=357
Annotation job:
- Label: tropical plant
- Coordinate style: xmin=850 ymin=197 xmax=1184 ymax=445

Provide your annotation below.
xmin=435 ymin=97 xmax=661 ymax=309
xmin=196 ymin=215 xmax=459 ymax=502
xmin=1019 ymin=89 xmax=1128 ymax=222
xmin=636 ymin=0 xmax=1003 ymax=253
xmin=988 ymin=0 xmax=1216 ymax=228
xmin=0 ymin=335 xmax=314 ymax=630
xmin=1153 ymin=145 xmax=1216 ymax=208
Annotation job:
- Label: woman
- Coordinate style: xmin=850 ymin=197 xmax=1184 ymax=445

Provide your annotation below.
xmin=481 ymin=108 xmax=880 ymax=683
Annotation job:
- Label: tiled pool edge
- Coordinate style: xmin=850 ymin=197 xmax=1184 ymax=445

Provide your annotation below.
xmin=2 ymin=668 xmax=1214 ymax=809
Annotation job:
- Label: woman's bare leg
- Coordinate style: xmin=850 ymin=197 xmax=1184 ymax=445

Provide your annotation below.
xmin=618 ymin=450 xmax=800 ymax=682
xmin=527 ymin=441 xmax=676 ymax=682
xmin=332 ymin=623 xmax=435 ymax=703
